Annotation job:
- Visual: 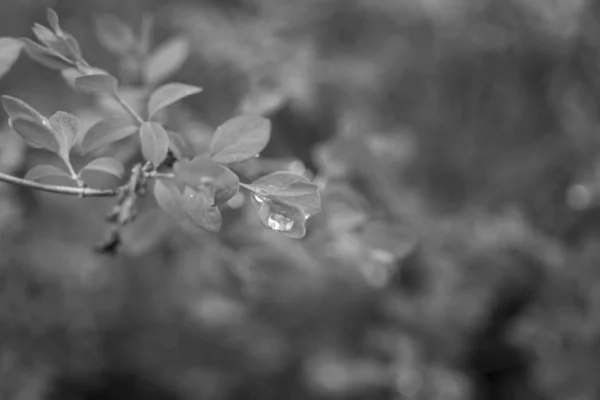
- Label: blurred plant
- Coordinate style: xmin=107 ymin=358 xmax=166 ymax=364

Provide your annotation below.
xmin=0 ymin=8 xmax=321 ymax=254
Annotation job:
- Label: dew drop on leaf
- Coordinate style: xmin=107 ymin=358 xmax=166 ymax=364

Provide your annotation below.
xmin=253 ymin=194 xmax=265 ymax=204
xmin=267 ymin=213 xmax=294 ymax=232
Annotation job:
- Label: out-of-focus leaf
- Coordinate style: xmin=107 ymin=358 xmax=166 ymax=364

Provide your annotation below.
xmin=62 ymin=32 xmax=82 ymax=59
xmin=324 ymin=182 xmax=370 ymax=233
xmin=147 ymin=83 xmax=202 ymax=118
xmin=9 ymin=118 xmax=60 ymax=153
xmin=21 ymin=38 xmax=73 ymax=70
xmin=144 ymin=36 xmax=190 ymax=84
xmin=251 ymin=171 xmax=321 ymax=215
xmin=240 ymin=90 xmax=286 ymax=116
xmin=252 ymin=196 xmax=307 ymax=239
xmin=0 ymin=38 xmax=23 ymax=79
xmin=95 ymin=14 xmax=137 ymax=54
xmin=24 ymin=164 xmax=70 ymax=181
xmin=209 ymin=115 xmax=271 ymax=164
xmin=121 ymin=209 xmax=170 ymax=255
xmin=49 ymin=111 xmax=79 ymax=158
xmin=80 ymin=117 xmax=138 ymax=154
xmin=32 ymin=24 xmax=68 ymax=57
xmin=47 ymin=8 xmax=60 ymax=33
xmin=74 ymin=73 xmax=118 ymax=95
xmin=360 ymin=220 xmax=418 ymax=260
xmin=174 ymin=156 xmax=239 ymax=206
xmin=80 ymin=157 xmax=124 ymax=179
xmin=1 ymin=95 xmax=46 ymax=124
xmin=140 ymin=121 xmax=169 ymax=166
xmin=182 ymin=186 xmax=222 ymax=232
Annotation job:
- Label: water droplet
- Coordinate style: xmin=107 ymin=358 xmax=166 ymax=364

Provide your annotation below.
xmin=253 ymin=194 xmax=265 ymax=203
xmin=267 ymin=213 xmax=294 ymax=231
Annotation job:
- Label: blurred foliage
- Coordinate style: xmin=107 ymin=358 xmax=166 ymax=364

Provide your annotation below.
xmin=2 ymin=0 xmax=600 ymax=399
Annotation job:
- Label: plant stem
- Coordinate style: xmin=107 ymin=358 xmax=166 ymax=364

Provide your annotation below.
xmin=63 ymin=157 xmax=85 ymax=188
xmin=239 ymin=182 xmax=257 ymax=194
xmin=0 ymin=171 xmax=119 ymax=197
xmin=111 ymin=93 xmax=145 ymax=125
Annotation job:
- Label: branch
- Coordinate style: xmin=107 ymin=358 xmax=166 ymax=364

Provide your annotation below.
xmin=0 ymin=171 xmax=120 ymax=197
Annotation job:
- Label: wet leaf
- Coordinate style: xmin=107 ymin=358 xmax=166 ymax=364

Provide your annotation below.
xmin=253 ymin=197 xmax=307 ymax=238
xmin=74 ymin=73 xmax=118 ymax=95
xmin=0 ymin=38 xmax=23 ymax=79
xmin=24 ymin=164 xmax=70 ymax=181
xmin=80 ymin=117 xmax=138 ymax=154
xmin=210 ymin=115 xmax=270 ymax=164
xmin=95 ymin=14 xmax=136 ymax=54
xmin=140 ymin=121 xmax=169 ymax=166
xmin=182 ymin=186 xmax=222 ymax=232
xmin=144 ymin=36 xmax=190 ymax=84
xmin=251 ymin=171 xmax=320 ymax=215
xmin=80 ymin=157 xmax=124 ymax=179
xmin=49 ymin=111 xmax=80 ymax=158
xmin=147 ymin=83 xmax=202 ymax=118
xmin=21 ymin=38 xmax=73 ymax=70
xmin=173 ymin=156 xmax=239 ymax=206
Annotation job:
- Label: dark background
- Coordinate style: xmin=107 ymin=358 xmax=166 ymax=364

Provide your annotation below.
xmin=0 ymin=0 xmax=599 ymax=399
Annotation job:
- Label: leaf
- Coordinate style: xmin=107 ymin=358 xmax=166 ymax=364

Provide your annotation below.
xmin=24 ymin=164 xmax=70 ymax=181
xmin=167 ymin=130 xmax=191 ymax=159
xmin=182 ymin=186 xmax=222 ymax=232
xmin=21 ymin=38 xmax=73 ymax=70
xmin=74 ymin=73 xmax=119 ymax=95
xmin=173 ymin=156 xmax=239 ymax=206
xmin=32 ymin=23 xmax=81 ymax=61
xmin=251 ymin=171 xmax=321 ymax=215
xmin=209 ymin=115 xmax=271 ymax=164
xmin=1 ymin=95 xmax=46 ymax=124
xmin=143 ymin=36 xmax=190 ymax=84
xmin=147 ymin=83 xmax=202 ymax=118
xmin=32 ymin=24 xmax=67 ymax=56
xmin=253 ymin=197 xmax=307 ymax=239
xmin=80 ymin=117 xmax=138 ymax=154
xmin=153 ymin=179 xmax=206 ymax=240
xmin=140 ymin=121 xmax=170 ymax=166
xmin=95 ymin=14 xmax=136 ymax=54
xmin=0 ymin=38 xmax=23 ymax=79
xmin=9 ymin=118 xmax=60 ymax=153
xmin=80 ymin=157 xmax=124 ymax=179
xmin=240 ymin=90 xmax=286 ymax=116
xmin=49 ymin=111 xmax=80 ymax=157
xmin=47 ymin=8 xmax=61 ymax=34
xmin=360 ymin=220 xmax=418 ymax=260
xmin=62 ymin=32 xmax=82 ymax=59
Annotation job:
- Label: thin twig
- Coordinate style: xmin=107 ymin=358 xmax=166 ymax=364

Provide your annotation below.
xmin=0 ymin=171 xmax=119 ymax=197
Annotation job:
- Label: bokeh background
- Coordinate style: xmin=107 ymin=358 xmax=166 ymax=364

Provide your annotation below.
xmin=1 ymin=0 xmax=600 ymax=399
